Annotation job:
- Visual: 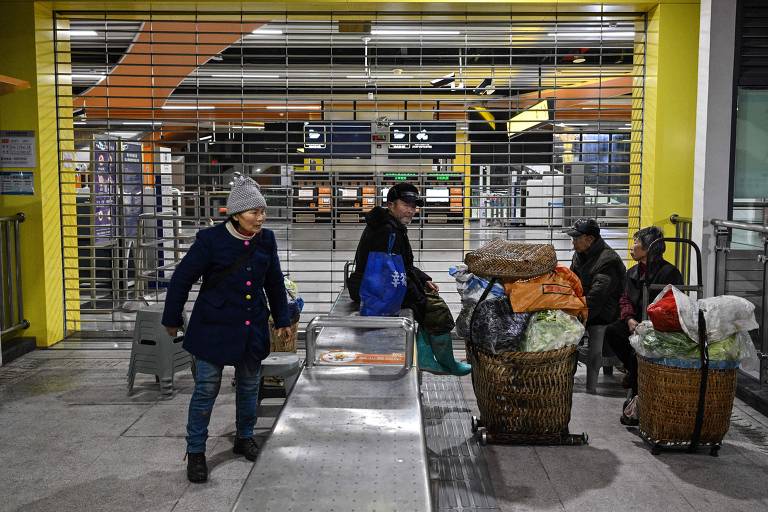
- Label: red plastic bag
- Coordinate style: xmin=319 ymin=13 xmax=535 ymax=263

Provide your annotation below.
xmin=646 ymin=289 xmax=682 ymax=332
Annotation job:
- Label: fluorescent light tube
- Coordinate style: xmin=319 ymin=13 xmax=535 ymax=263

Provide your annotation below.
xmin=199 ymin=135 xmax=212 ymax=141
xmin=211 ymin=74 xmax=280 ymax=79
xmin=251 ymin=28 xmax=283 ymax=35
xmin=123 ymin=121 xmax=162 ymax=126
xmin=69 ymin=30 xmax=99 ymax=37
xmin=71 ymin=74 xmax=105 ymax=80
xmin=345 ymin=75 xmax=414 ymax=79
xmin=371 ymin=29 xmax=460 ymax=36
xmin=161 ymin=105 xmax=216 ymax=110
xmin=106 ymin=132 xmax=139 ymax=138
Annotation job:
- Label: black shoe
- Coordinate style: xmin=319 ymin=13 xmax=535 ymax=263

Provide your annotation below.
xmin=620 ymin=413 xmax=639 ymax=427
xmin=186 ymin=452 xmax=208 ymax=483
xmin=233 ymin=437 xmax=260 ymax=461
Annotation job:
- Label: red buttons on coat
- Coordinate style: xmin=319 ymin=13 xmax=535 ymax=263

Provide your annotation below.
xmin=244 ymin=240 xmax=250 ymax=246
xmin=246 ymin=281 xmax=252 ymax=286
xmin=245 ymin=320 xmax=251 ymax=326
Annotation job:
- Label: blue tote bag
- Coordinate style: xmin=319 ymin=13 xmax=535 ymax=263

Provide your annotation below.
xmin=360 ymin=233 xmax=407 ymax=316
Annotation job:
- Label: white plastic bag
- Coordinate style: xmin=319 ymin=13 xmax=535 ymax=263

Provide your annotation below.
xmin=448 ymin=265 xmax=505 ymax=304
xmin=650 ymin=285 xmax=758 ymax=342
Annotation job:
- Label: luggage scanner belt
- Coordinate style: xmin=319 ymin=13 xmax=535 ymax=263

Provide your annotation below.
xmin=232 ymin=296 xmax=431 ymax=512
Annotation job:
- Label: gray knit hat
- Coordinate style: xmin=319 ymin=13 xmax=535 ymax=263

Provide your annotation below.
xmin=226 ymin=174 xmax=267 ymax=215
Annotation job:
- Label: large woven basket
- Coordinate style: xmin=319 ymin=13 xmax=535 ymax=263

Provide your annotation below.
xmin=464 ymin=239 xmax=557 ymax=279
xmin=637 ymin=356 xmax=737 ymax=446
xmin=468 ymin=344 xmax=578 ymax=444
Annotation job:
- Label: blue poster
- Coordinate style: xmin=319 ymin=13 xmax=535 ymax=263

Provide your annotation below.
xmin=93 ymin=139 xmax=116 ymax=245
xmin=121 ymin=142 xmax=143 ymax=239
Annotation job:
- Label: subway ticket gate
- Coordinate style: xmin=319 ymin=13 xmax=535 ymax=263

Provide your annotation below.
xmin=232 ymin=291 xmax=431 ymax=511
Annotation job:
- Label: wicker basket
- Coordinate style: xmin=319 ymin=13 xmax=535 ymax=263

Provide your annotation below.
xmin=268 ymin=319 xmax=299 ymax=353
xmin=637 ymin=356 xmax=737 ymax=446
xmin=464 ymin=239 xmax=557 ymax=280
xmin=468 ymin=344 xmax=582 ymax=444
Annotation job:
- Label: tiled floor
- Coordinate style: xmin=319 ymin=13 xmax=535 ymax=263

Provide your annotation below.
xmin=2 ymin=343 xmax=768 ymax=511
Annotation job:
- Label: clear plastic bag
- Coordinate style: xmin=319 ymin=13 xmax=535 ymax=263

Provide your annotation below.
xmin=650 ymin=285 xmax=759 ymax=342
xmin=522 ymin=309 xmax=585 ymax=352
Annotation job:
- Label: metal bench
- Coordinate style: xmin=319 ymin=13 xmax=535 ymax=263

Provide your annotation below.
xmin=231 ymin=289 xmax=431 ymax=511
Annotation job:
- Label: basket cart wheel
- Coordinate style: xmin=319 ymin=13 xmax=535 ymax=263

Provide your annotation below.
xmin=477 ymin=427 xmax=488 ymax=446
xmin=710 ymin=445 xmax=720 ymax=457
xmin=471 ymin=416 xmax=483 ymax=434
xmin=651 ymin=444 xmax=662 ymax=456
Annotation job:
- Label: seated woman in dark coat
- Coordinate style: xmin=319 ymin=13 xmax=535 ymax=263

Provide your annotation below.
xmin=606 ymin=226 xmax=683 ymax=425
xmin=162 ymin=175 xmax=292 ymax=483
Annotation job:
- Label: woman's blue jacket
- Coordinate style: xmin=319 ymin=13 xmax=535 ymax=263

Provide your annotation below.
xmin=162 ymin=222 xmax=290 ymax=365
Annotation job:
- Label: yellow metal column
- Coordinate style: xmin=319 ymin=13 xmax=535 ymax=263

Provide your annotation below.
xmin=0 ymin=1 xmax=73 ymax=346
xmin=640 ymin=3 xmax=700 ymax=240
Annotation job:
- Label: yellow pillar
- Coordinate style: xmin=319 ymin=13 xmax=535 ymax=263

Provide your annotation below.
xmin=640 ymin=3 xmax=700 ymax=242
xmin=0 ymin=1 xmax=75 ymax=347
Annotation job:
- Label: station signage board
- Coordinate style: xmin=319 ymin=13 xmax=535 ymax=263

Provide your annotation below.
xmin=302 ymin=122 xmax=372 ymax=158
xmin=387 ymin=122 xmax=456 ymax=159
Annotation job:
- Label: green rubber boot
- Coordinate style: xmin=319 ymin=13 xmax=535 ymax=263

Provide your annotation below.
xmin=417 ymin=330 xmax=450 ymax=375
xmin=427 ymin=331 xmax=472 ymax=377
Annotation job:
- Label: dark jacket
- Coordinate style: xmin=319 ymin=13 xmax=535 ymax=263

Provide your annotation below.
xmin=162 ymin=223 xmax=290 ymax=366
xmin=348 ymin=206 xmax=432 ymax=322
xmin=620 ymin=259 xmax=684 ymax=322
xmin=570 ymin=237 xmax=627 ymax=326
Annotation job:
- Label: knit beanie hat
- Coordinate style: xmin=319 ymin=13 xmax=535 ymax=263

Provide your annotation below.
xmin=226 ymin=174 xmax=267 ymax=215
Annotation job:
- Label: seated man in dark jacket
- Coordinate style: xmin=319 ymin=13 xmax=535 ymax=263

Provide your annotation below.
xmin=566 ymin=218 xmax=627 ymax=327
xmin=348 ymin=183 xmax=469 ymax=376
xmin=606 ymin=226 xmax=683 ymax=424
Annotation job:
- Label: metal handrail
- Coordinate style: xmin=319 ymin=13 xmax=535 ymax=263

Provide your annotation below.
xmin=304 ymin=315 xmax=415 ymax=370
xmin=711 ymin=218 xmax=768 ymax=235
xmin=0 ymin=212 xmax=29 ymax=339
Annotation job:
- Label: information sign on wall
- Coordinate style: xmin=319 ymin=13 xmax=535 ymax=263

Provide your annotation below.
xmin=0 ymin=130 xmax=36 ymax=168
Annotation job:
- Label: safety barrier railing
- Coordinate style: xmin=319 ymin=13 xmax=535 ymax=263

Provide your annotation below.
xmin=0 ymin=213 xmax=29 ymax=339
xmin=711 ymin=218 xmax=768 ymax=385
xmin=669 ymin=213 xmax=693 ymax=285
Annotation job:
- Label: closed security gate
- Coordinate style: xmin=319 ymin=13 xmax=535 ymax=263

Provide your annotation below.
xmin=53 ymin=9 xmax=646 ymax=334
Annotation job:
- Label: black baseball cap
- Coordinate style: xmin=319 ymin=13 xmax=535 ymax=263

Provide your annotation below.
xmin=387 ymin=183 xmax=424 ymax=207
xmin=564 ymin=218 xmax=601 ymax=238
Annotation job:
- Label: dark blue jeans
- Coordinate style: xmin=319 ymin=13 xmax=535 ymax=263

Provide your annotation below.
xmin=186 ymin=357 xmax=262 ymax=454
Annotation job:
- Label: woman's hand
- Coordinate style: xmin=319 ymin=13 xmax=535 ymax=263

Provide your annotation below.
xmin=627 ymin=318 xmax=639 ymax=333
xmin=425 ymin=281 xmax=439 ymax=293
xmin=275 ymin=326 xmax=293 ymax=339
xmin=165 ymin=326 xmax=181 ymax=337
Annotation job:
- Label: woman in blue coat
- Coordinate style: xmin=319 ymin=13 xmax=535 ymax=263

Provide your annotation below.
xmin=162 ymin=175 xmax=292 ymax=483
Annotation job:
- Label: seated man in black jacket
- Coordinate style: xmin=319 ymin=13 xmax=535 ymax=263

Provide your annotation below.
xmin=348 ymin=183 xmax=469 ymax=376
xmin=606 ymin=226 xmax=683 ymax=424
xmin=566 ymin=218 xmax=627 ymax=327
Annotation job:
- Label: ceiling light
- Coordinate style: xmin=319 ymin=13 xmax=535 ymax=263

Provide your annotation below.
xmin=265 ymin=105 xmax=321 ymax=110
xmin=199 ymin=135 xmax=212 ymax=141
xmin=251 ymin=28 xmax=283 ymax=35
xmin=106 ymin=131 xmax=139 ymax=138
xmin=211 ymin=74 xmax=280 ymax=79
xmin=161 ymin=105 xmax=215 ymax=110
xmin=556 ymin=123 xmax=589 ymax=127
xmin=228 ymin=124 xmax=265 ymax=130
xmin=371 ymin=29 xmax=460 ymax=36
xmin=572 ymin=57 xmax=586 ymax=64
xmin=71 ymin=74 xmax=105 ymax=80
xmin=547 ymin=31 xmax=635 ymax=39
xmin=68 ymin=30 xmax=99 ymax=37
xmin=473 ymin=78 xmax=495 ymax=95
xmin=123 ymin=121 xmax=162 ymax=126
xmin=73 ymin=121 xmax=87 ymax=125
xmin=345 ymin=74 xmax=414 ymax=79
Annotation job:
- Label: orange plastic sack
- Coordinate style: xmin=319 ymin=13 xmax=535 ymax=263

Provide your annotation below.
xmin=504 ymin=265 xmax=588 ymax=323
